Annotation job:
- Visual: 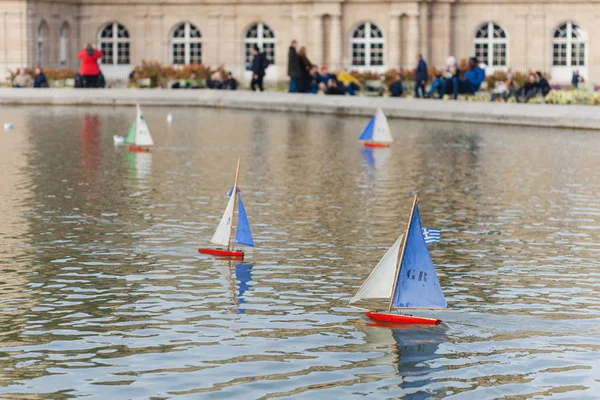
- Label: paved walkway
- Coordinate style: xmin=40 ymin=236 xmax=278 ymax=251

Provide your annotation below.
xmin=0 ymin=88 xmax=598 ymax=130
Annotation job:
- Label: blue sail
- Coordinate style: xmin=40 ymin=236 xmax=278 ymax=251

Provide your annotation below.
xmin=235 ymin=263 xmax=253 ymax=314
xmin=358 ymin=115 xmax=376 ymax=141
xmin=392 ymin=204 xmax=447 ymax=308
xmin=235 ymin=193 xmax=254 ymax=247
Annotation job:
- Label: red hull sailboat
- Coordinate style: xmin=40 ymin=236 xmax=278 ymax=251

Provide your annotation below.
xmin=198 ymin=158 xmax=255 ymax=259
xmin=359 ymin=108 xmax=393 ymax=148
xmin=350 ymin=195 xmax=449 ymax=325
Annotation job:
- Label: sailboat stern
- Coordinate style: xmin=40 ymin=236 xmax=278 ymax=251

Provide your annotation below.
xmin=366 ymin=311 xmax=441 ymax=325
xmin=198 ymin=248 xmax=244 ymax=258
xmin=363 ymin=142 xmax=390 ymax=148
xmin=128 ymin=146 xmax=150 ymax=152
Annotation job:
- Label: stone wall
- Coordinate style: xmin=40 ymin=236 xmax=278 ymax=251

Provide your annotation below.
xmin=1 ymin=0 xmax=599 ymax=83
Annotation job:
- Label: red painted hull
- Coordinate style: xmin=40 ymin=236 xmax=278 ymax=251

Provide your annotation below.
xmin=128 ymin=146 xmax=150 ymax=152
xmin=198 ymin=248 xmax=244 ymax=258
xmin=366 ymin=311 xmax=441 ymax=325
xmin=363 ymin=142 xmax=390 ymax=148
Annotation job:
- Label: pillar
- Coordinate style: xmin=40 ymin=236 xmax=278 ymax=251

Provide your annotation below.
xmin=207 ymin=12 xmax=221 ymax=65
xmin=405 ymin=15 xmax=419 ymax=69
xmin=388 ymin=15 xmax=400 ymax=70
xmin=221 ymin=14 xmax=237 ymax=73
xmin=419 ymin=2 xmax=430 ymax=62
xmin=310 ymin=15 xmax=323 ymax=65
xmin=430 ymin=3 xmax=451 ymax=67
xmin=329 ymin=14 xmax=342 ymax=70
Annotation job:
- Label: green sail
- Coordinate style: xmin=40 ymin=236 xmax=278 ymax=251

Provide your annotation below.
xmin=124 ymin=119 xmax=136 ymax=144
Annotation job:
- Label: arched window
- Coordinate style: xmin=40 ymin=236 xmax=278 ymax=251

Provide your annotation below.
xmin=59 ymin=23 xmax=70 ymax=67
xmin=37 ymin=21 xmax=48 ymax=66
xmin=553 ymin=22 xmax=586 ymax=66
xmin=474 ymin=22 xmax=507 ymax=67
xmin=350 ymin=22 xmax=384 ymax=67
xmin=98 ymin=22 xmax=130 ymax=65
xmin=244 ymin=23 xmax=275 ymax=70
xmin=170 ymin=22 xmax=202 ymax=65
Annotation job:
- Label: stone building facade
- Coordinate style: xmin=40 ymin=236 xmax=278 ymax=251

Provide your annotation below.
xmin=0 ymin=0 xmax=597 ymax=83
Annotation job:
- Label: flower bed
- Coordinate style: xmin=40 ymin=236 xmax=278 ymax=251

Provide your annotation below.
xmin=130 ymin=61 xmax=227 ymax=88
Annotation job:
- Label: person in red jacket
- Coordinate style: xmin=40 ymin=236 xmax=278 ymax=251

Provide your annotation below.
xmin=78 ymin=43 xmax=103 ymax=88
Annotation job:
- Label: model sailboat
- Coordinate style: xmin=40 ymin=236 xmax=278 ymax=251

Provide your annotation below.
xmin=349 ymin=195 xmax=448 ymax=325
xmin=359 ymin=108 xmax=393 ymax=148
xmin=114 ymin=104 xmax=154 ymax=152
xmin=199 ymin=158 xmax=254 ymax=258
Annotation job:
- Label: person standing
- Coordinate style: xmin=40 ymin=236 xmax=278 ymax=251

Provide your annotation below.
xmin=287 ymin=40 xmax=301 ymax=93
xmin=297 ymin=46 xmax=312 ymax=93
xmin=414 ymin=54 xmax=428 ymax=98
xmin=572 ymin=70 xmax=581 ymax=89
xmin=78 ymin=43 xmax=103 ymax=88
xmin=250 ymin=45 xmax=267 ymax=92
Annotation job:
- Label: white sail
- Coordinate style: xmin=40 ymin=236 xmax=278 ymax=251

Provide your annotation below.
xmin=210 ymin=191 xmax=236 ymax=246
xmin=135 ymin=104 xmax=154 ymax=146
xmin=349 ymin=234 xmax=403 ymax=304
xmin=372 ymin=108 xmax=393 ymax=144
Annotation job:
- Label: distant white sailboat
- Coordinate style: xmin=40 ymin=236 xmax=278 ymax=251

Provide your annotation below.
xmin=359 ymin=108 xmax=393 ymax=148
xmin=114 ymin=104 xmax=154 ymax=152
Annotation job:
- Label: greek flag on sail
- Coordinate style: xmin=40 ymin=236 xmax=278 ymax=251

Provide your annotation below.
xmin=422 ymin=227 xmax=441 ymax=245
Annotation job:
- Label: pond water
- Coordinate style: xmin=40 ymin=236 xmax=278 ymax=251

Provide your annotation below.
xmin=0 ymin=106 xmax=599 ymax=399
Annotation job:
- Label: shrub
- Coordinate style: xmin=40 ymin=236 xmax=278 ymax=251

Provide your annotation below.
xmin=130 ymin=61 xmax=227 ymax=87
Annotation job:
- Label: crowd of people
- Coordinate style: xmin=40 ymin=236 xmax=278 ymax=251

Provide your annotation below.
xmin=170 ymin=71 xmax=238 ymax=90
xmin=8 ymin=38 xmax=585 ymax=103
xmin=489 ymin=71 xmax=551 ymax=103
xmin=286 ymin=40 xmax=360 ymax=95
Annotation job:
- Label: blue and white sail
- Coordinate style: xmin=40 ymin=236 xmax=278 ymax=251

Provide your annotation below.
xmin=392 ymin=204 xmax=447 ymax=308
xmin=358 ymin=108 xmax=393 ymax=144
xmin=350 ymin=201 xmax=447 ymax=309
xmin=235 ymin=192 xmax=254 ymax=247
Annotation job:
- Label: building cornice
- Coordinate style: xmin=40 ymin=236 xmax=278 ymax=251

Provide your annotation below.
xmin=6 ymin=0 xmax=600 ymax=5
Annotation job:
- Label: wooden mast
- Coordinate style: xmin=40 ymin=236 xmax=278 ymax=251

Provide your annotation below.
xmin=227 ymin=158 xmax=241 ymax=251
xmin=387 ymin=194 xmax=418 ymax=313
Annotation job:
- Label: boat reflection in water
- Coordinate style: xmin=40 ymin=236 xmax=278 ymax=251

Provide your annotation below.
xmin=363 ymin=321 xmax=448 ymax=397
xmin=234 ymin=262 xmax=253 ymax=314
xmin=390 ymin=324 xmax=447 ymax=376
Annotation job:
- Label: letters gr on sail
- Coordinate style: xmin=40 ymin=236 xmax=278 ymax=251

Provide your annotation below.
xmin=350 ymin=202 xmax=447 ymax=310
xmin=359 ymin=108 xmax=393 ymax=146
